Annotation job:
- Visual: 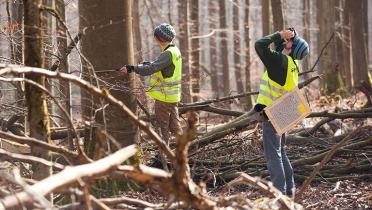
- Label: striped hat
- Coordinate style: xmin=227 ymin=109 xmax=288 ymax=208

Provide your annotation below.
xmin=154 ymin=23 xmax=176 ymax=42
xmin=291 ymin=36 xmax=309 ymax=60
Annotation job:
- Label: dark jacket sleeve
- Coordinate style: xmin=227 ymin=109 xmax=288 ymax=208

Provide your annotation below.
xmin=133 ymin=51 xmax=173 ymax=77
xmin=254 ymin=32 xmax=288 ymax=86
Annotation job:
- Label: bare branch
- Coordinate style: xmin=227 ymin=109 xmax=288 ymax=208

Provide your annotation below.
xmin=0 ymin=145 xmax=137 ymax=209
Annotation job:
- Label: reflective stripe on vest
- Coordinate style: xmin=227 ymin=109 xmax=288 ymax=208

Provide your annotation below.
xmin=256 ymin=56 xmax=299 ymax=106
xmin=147 ymin=45 xmax=182 ymax=103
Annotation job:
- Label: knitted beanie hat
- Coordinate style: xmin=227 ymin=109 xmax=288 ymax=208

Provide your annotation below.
xmin=154 ymin=23 xmax=176 ymax=42
xmin=291 ymin=36 xmax=309 ymax=60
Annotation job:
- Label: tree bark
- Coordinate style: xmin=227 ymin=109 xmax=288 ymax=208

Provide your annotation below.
xmin=270 ymin=0 xmax=284 ymax=31
xmin=244 ymin=0 xmax=253 ymax=110
xmin=190 ymin=0 xmax=200 ymax=102
xmin=317 ymin=0 xmax=340 ymax=94
xmin=218 ymin=0 xmax=230 ymax=97
xmin=55 ymin=0 xmax=73 ymax=149
xmin=132 ymin=0 xmax=143 ymax=63
xmin=23 ymin=0 xmax=52 ymax=201
xmin=208 ymin=0 xmax=219 ymax=98
xmin=350 ymin=0 xmax=370 ymax=87
xmin=262 ymin=0 xmax=271 ymax=35
xmin=302 ymin=0 xmax=311 ymax=74
xmin=342 ymin=0 xmax=352 ymax=90
xmin=178 ymin=0 xmax=192 ymax=103
xmin=79 ymin=0 xmax=138 ymax=149
xmin=334 ymin=0 xmax=347 ymax=91
xmin=233 ymin=0 xmax=244 ymax=97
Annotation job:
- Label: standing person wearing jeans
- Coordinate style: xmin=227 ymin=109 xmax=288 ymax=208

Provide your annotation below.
xmin=254 ymin=28 xmax=309 ymax=196
xmin=120 ymin=23 xmax=183 ymax=146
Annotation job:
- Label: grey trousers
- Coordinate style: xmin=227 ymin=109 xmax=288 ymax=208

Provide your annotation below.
xmin=262 ymin=118 xmax=294 ymax=195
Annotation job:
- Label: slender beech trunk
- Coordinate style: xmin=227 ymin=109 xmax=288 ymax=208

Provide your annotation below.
xmin=342 ymin=0 xmax=352 ymax=90
xmin=218 ymin=0 xmax=230 ymax=97
xmin=245 ymin=0 xmax=253 ymax=110
xmin=24 ymin=0 xmax=52 ymax=201
xmin=56 ymin=0 xmax=72 ymax=149
xmin=178 ymin=0 xmax=192 ymax=103
xmin=262 ymin=0 xmax=271 ymax=35
xmin=317 ymin=0 xmax=340 ymax=94
xmin=233 ymin=0 xmax=244 ymax=103
xmin=208 ymin=0 xmax=219 ymax=98
xmin=270 ymin=0 xmax=284 ymax=31
xmin=190 ymin=0 xmax=200 ymax=101
xmin=302 ymin=0 xmax=311 ymax=75
xmin=350 ymin=0 xmax=370 ymax=87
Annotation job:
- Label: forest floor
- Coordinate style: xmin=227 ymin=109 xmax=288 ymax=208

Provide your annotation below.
xmin=134 ymin=91 xmax=372 ymax=209
xmin=1 ymin=90 xmax=371 ymax=209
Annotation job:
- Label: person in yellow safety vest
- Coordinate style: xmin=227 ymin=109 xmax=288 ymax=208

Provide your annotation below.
xmin=120 ymin=23 xmax=182 ymax=144
xmin=254 ymin=28 xmax=309 ymax=196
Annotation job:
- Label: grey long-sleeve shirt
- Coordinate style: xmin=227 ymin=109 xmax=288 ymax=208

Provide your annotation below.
xmin=133 ymin=45 xmax=175 ymax=78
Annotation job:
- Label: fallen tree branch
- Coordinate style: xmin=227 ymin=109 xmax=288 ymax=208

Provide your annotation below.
xmin=228 ymin=173 xmax=295 ymax=210
xmin=0 ymin=145 xmax=137 ymax=210
xmin=0 ymin=148 xmax=65 ymax=170
xmin=296 ymin=126 xmax=371 ymax=201
xmin=180 ymin=75 xmax=319 ymax=109
xmin=100 ymin=196 xmax=163 ymax=209
xmin=0 ymin=130 xmax=81 ymax=162
xmin=179 ymin=91 xmax=259 ymax=107
xmin=180 ymin=105 xmax=244 ymax=117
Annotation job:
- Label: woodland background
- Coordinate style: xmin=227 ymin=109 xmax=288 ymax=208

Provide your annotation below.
xmin=0 ymin=0 xmax=371 ymax=209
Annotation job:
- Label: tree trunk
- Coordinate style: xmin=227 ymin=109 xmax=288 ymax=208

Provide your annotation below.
xmin=12 ymin=0 xmax=23 ymax=64
xmin=334 ymin=0 xmax=347 ymax=92
xmin=262 ymin=0 xmax=271 ymax=35
xmin=56 ymin=0 xmax=72 ymax=149
xmin=302 ymin=0 xmax=311 ymax=74
xmin=10 ymin=0 xmax=24 ymax=115
xmin=218 ymin=0 xmax=230 ymax=97
xmin=342 ymin=0 xmax=352 ymax=90
xmin=233 ymin=0 xmax=244 ymax=98
xmin=79 ymin=0 xmax=138 ymax=149
xmin=350 ymin=0 xmax=370 ymax=87
xmin=270 ymin=0 xmax=284 ymax=31
xmin=317 ymin=0 xmax=340 ymax=94
xmin=23 ymin=0 xmax=52 ymax=201
xmin=42 ymin=0 xmax=53 ymax=69
xmin=245 ymin=0 xmax=253 ymax=110
xmin=178 ymin=0 xmax=192 ymax=103
xmin=132 ymin=0 xmax=143 ymax=63
xmin=190 ymin=0 xmax=200 ymax=102
xmin=208 ymin=0 xmax=219 ymax=98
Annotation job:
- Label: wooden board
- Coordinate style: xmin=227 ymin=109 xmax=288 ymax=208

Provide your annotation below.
xmin=264 ymin=87 xmax=311 ymax=135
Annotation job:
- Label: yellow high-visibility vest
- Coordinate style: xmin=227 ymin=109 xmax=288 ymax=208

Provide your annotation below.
xmin=147 ymin=46 xmax=182 ymax=103
xmin=256 ymin=56 xmax=299 ymax=106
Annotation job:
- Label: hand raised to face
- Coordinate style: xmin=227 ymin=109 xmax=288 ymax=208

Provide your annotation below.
xmin=280 ymin=30 xmax=295 ymax=42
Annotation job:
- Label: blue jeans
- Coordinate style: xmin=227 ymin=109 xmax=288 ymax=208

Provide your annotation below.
xmin=262 ymin=118 xmax=294 ymax=195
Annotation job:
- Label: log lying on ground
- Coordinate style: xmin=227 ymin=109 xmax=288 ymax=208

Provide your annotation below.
xmin=180 ymin=75 xmax=319 ymax=111
xmin=296 ymin=126 xmax=371 ymax=201
xmin=0 ymin=145 xmax=137 ymax=210
xmin=190 ymin=126 xmax=372 ymax=184
xmin=189 ymin=76 xmax=322 ymax=148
